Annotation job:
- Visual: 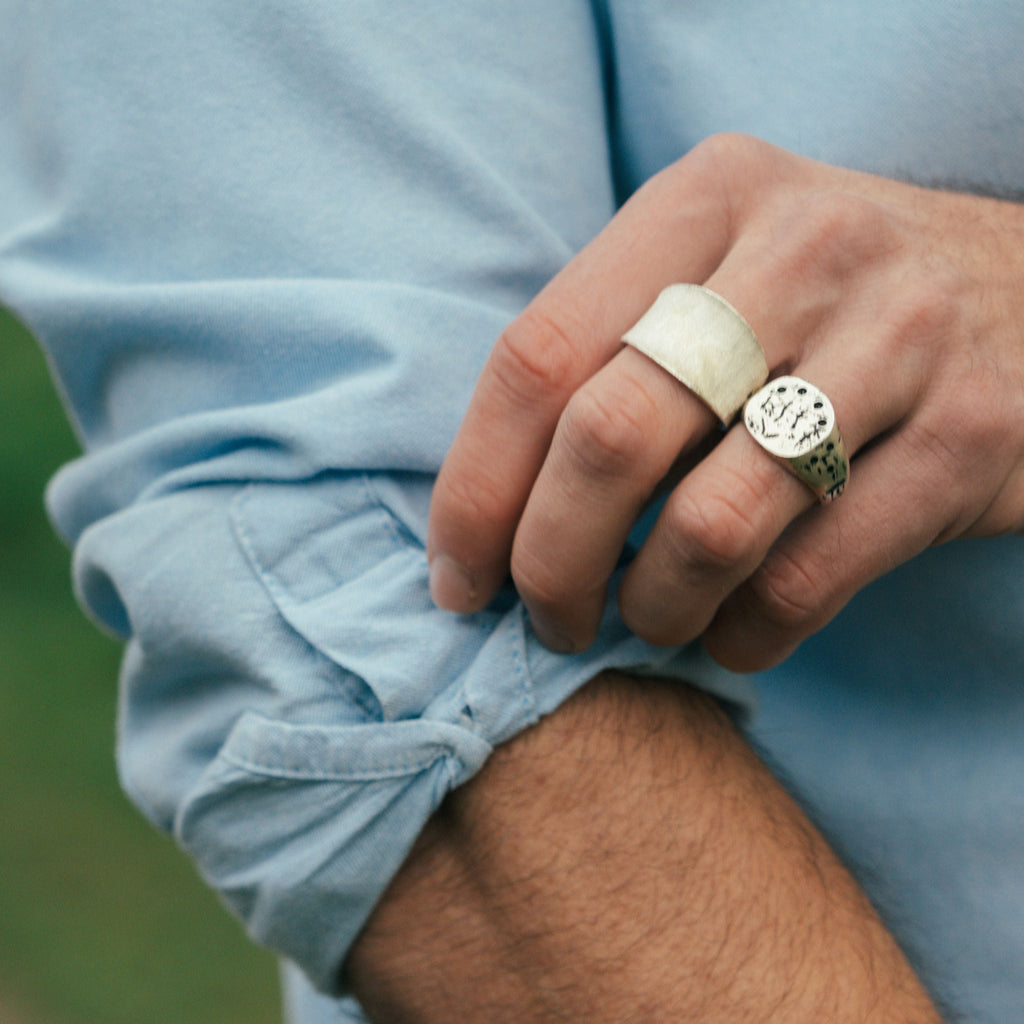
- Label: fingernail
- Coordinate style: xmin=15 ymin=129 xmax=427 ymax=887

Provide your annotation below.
xmin=530 ymin=616 xmax=578 ymax=655
xmin=429 ymin=554 xmax=478 ymax=611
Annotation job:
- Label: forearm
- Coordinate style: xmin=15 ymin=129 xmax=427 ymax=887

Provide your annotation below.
xmin=347 ymin=671 xmax=941 ymax=1023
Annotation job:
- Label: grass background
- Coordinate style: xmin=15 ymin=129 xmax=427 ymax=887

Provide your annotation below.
xmin=0 ymin=306 xmax=281 ymax=1023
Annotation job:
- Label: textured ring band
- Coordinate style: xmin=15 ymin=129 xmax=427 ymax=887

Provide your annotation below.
xmin=743 ymin=375 xmax=848 ymax=502
xmin=622 ymin=284 xmax=769 ymax=424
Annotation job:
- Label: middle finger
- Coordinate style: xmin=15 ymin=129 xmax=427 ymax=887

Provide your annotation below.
xmin=510 ymin=342 xmax=717 ymax=652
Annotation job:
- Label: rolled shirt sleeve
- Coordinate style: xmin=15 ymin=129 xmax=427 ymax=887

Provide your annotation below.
xmin=76 ymin=470 xmax=746 ymax=993
xmin=0 ymin=0 xmax=752 ymax=994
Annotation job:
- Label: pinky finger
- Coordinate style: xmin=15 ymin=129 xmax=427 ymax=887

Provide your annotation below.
xmin=701 ymin=432 xmax=982 ymax=672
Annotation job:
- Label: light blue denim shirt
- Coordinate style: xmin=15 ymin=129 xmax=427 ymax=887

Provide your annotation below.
xmin=1 ymin=2 xmax=1023 ymax=1021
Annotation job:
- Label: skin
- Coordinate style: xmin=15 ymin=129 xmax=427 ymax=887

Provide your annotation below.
xmin=426 ymin=133 xmax=1024 ymax=670
xmin=343 ymin=136 xmax=997 ymax=1020
xmin=347 ymin=672 xmax=943 ymax=1022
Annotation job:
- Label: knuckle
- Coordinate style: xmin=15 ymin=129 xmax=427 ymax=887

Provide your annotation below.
xmin=898 ymin=406 xmax=992 ymax=533
xmin=490 ymin=307 xmax=585 ymax=407
xmin=669 ymin=132 xmax=777 ymax=229
xmin=747 ymin=548 xmax=830 ymax=633
xmin=687 ymin=132 xmax=770 ymax=182
xmin=559 ymin=376 xmax=659 ymax=479
xmin=879 ymin=267 xmax=964 ymax=357
xmin=663 ymin=485 xmax=766 ymax=575
xmin=907 ymin=374 xmax=1002 ymax=471
xmin=949 ymin=389 xmax=1003 ymax=453
xmin=769 ymin=189 xmax=898 ymax=282
xmin=904 ymin=418 xmax=961 ymax=478
xmin=801 ymin=189 xmax=887 ymax=242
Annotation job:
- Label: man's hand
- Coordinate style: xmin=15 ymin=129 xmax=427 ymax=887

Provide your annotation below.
xmin=427 ymin=133 xmax=1024 ymax=669
xmin=348 ymin=673 xmax=943 ymax=1022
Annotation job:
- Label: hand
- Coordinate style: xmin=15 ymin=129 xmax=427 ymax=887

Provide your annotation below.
xmin=427 ymin=133 xmax=1024 ymax=670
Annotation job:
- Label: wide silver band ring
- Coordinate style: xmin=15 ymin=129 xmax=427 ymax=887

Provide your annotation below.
xmin=743 ymin=375 xmax=849 ymax=503
xmin=622 ymin=284 xmax=769 ymax=424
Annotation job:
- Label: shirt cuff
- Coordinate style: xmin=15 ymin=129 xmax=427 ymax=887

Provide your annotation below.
xmin=76 ymin=470 xmax=754 ymax=995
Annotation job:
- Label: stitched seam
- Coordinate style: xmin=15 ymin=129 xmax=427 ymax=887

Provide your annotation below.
xmin=361 ymin=472 xmax=425 ymax=551
xmin=228 ymin=483 xmax=384 ymax=718
xmin=511 ymin=604 xmax=540 ymax=729
xmin=229 ymin=483 xmax=296 ymax=612
xmin=218 ymin=747 xmax=452 ymax=783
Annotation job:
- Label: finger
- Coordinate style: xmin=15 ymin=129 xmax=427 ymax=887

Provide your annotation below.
xmin=701 ymin=434 xmax=953 ymax=670
xmin=500 ymin=182 xmax=885 ymax=647
xmin=705 ymin=379 xmax=1022 ymax=670
xmin=428 ymin=139 xmax=894 ymax=615
xmin=618 ymin=424 xmax=811 ymax=646
xmin=618 ymin=333 xmax=921 ymax=649
xmin=508 ymin=346 xmax=717 ymax=651
xmin=609 ymin=188 xmax=927 ymax=647
xmin=426 ymin=155 xmax=738 ymax=613
xmin=505 ymin=200 xmax=878 ymax=651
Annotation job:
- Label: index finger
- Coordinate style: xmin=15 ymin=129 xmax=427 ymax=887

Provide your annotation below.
xmin=426 ymin=158 xmax=736 ymax=613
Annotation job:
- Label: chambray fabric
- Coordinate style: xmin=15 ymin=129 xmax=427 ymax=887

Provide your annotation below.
xmin=1 ymin=1 xmax=1023 ymax=1021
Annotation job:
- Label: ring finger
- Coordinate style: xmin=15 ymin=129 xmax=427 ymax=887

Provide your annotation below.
xmin=618 ymin=334 xmax=920 ymax=649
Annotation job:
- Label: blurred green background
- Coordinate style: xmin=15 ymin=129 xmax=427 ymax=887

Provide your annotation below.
xmin=0 ymin=307 xmax=281 ymax=1023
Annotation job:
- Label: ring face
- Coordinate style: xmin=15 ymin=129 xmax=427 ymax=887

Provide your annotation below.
xmin=744 ymin=375 xmax=848 ymax=502
xmin=743 ymin=376 xmax=835 ymax=458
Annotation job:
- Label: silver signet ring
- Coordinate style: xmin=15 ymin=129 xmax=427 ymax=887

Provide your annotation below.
xmin=743 ymin=375 xmax=849 ymax=503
